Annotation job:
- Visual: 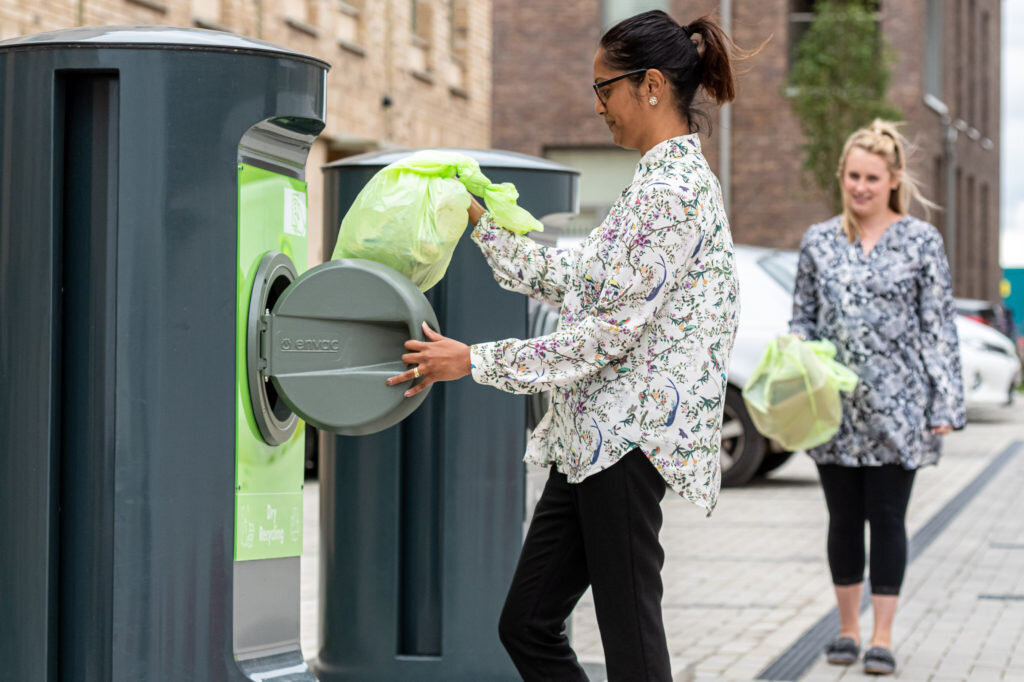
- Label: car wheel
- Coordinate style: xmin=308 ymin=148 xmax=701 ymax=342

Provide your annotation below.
xmin=756 ymin=450 xmax=793 ymax=476
xmin=720 ymin=384 xmax=767 ymax=487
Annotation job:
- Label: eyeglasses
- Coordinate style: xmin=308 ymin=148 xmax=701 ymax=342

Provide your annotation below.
xmin=592 ymin=68 xmax=649 ymax=104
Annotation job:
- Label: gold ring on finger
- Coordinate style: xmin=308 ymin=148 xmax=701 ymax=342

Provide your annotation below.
xmin=413 ymin=366 xmax=420 ymax=379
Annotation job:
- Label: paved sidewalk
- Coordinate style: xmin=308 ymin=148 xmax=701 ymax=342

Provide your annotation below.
xmin=299 ymin=401 xmax=1024 ymax=681
xmin=568 ymin=402 xmax=1024 ymax=682
xmin=798 ymin=430 xmax=1024 ymax=681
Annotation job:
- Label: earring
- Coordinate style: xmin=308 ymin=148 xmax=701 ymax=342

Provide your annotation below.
xmin=649 ymin=96 xmax=658 ymax=106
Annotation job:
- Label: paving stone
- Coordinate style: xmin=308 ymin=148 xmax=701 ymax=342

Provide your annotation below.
xmin=295 ymin=403 xmax=1024 ymax=680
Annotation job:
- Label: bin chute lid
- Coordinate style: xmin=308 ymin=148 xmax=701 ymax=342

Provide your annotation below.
xmin=0 ymin=26 xmax=329 ymax=68
xmin=262 ymin=258 xmax=439 ymax=437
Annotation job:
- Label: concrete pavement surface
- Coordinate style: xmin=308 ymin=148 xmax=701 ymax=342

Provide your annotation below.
xmin=300 ymin=400 xmax=1024 ymax=681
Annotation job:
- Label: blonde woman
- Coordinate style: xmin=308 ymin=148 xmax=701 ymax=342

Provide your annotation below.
xmin=789 ymin=120 xmax=965 ymax=675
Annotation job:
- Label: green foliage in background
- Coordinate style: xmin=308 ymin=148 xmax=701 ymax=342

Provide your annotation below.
xmin=789 ymin=0 xmax=902 ymax=212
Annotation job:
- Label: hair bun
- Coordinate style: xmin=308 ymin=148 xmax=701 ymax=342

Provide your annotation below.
xmin=869 ymin=118 xmax=900 ymax=139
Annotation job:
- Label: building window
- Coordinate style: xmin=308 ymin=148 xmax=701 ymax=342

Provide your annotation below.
xmin=602 ymin=0 xmax=668 ymax=31
xmin=411 ymin=0 xmax=433 ymax=42
xmin=449 ymin=0 xmax=468 ymax=60
xmin=543 ymin=147 xmax=641 ymax=241
xmin=980 ymin=182 xmax=990 ymax=298
xmin=967 ymin=0 xmax=976 ymax=125
xmin=191 ymin=0 xmax=223 ymax=29
xmin=981 ymin=9 xmax=990 ymax=133
xmin=955 ymin=166 xmax=963 ymax=289
xmin=924 ymin=0 xmax=943 ymax=100
xmin=281 ymin=0 xmax=305 ymax=23
xmin=447 ymin=0 xmax=469 ymax=95
xmin=409 ymin=0 xmax=434 ymax=78
xmin=788 ymin=0 xmax=815 ymax=70
xmin=961 ymin=173 xmax=974 ymax=296
xmin=788 ymin=1 xmax=881 ymax=71
xmin=955 ymin=0 xmax=963 ymax=117
xmin=281 ymin=0 xmax=319 ymax=36
xmin=337 ymin=0 xmax=365 ymax=56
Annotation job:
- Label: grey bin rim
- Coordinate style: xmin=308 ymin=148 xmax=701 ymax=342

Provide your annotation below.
xmin=0 ymin=25 xmax=330 ymax=69
xmin=322 ymin=148 xmax=580 ymax=175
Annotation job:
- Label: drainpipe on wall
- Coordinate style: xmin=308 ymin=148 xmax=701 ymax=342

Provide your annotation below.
xmin=719 ymin=0 xmax=732 ymax=217
xmin=944 ymin=122 xmax=960 ymax=284
xmin=925 ymin=93 xmax=957 ymax=282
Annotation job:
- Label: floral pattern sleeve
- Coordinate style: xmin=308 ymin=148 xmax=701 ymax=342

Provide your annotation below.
xmin=463 ymin=134 xmax=739 ymax=514
xmin=917 ymin=231 xmax=966 ymax=429
xmin=470 ymin=185 xmax=700 ymax=395
xmin=471 ymin=214 xmax=579 ymax=308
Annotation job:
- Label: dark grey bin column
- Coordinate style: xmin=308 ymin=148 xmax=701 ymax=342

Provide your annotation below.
xmin=0 ymin=27 xmax=327 ymax=682
xmin=314 ymin=150 xmax=579 ymax=681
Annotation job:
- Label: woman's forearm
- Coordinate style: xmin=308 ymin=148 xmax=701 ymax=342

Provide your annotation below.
xmin=468 ymin=195 xmax=486 ymax=226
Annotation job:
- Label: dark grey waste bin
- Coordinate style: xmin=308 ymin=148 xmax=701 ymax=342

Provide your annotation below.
xmin=0 ymin=27 xmax=333 ymax=682
xmin=314 ymin=150 xmax=579 ymax=681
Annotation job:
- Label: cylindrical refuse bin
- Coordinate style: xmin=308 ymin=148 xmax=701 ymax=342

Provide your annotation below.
xmin=314 ymin=150 xmax=579 ymax=681
xmin=0 ymin=27 xmax=334 ymax=682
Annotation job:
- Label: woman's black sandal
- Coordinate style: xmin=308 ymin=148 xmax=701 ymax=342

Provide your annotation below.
xmin=863 ymin=646 xmax=896 ymax=675
xmin=824 ymin=636 xmax=860 ymax=665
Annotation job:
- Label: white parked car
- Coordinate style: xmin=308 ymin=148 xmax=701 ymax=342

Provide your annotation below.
xmin=956 ymin=315 xmax=1021 ymax=410
xmin=720 ymin=246 xmax=797 ymax=486
xmin=527 ymin=243 xmax=1021 ymax=487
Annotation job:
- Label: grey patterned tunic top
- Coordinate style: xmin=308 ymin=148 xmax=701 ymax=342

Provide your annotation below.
xmin=789 ymin=215 xmax=965 ymax=469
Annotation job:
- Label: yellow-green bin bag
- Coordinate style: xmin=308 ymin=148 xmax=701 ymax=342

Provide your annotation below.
xmin=332 ymin=150 xmax=543 ymax=292
xmin=741 ymin=335 xmax=859 ymax=451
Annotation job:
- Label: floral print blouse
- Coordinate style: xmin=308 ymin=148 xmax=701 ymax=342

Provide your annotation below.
xmin=469 ymin=135 xmax=739 ymax=514
xmin=789 ymin=216 xmax=966 ymax=469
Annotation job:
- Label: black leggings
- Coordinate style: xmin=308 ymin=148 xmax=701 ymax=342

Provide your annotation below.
xmin=816 ymin=464 xmax=917 ymax=596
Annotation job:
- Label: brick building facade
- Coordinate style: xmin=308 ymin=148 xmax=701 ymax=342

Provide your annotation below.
xmin=492 ymin=0 xmax=1002 ymax=301
xmin=0 ymin=0 xmax=493 ymax=261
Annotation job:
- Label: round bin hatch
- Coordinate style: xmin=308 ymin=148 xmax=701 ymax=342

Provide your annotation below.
xmin=248 ymin=252 xmax=299 ymax=445
xmin=248 ymin=253 xmax=438 ymax=440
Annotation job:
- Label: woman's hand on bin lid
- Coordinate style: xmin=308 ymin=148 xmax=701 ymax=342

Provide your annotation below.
xmin=386 ymin=322 xmax=472 ymax=398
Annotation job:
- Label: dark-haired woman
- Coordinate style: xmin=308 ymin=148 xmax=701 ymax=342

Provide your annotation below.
xmin=388 ymin=11 xmax=745 ymax=680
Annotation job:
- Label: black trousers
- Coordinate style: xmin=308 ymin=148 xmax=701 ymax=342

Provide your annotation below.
xmin=816 ymin=464 xmax=917 ymax=596
xmin=498 ymin=449 xmax=672 ymax=682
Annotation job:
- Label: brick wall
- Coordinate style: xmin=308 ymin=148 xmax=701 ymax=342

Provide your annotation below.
xmin=492 ymin=0 xmax=1002 ymax=300
xmin=0 ymin=0 xmax=493 ymax=262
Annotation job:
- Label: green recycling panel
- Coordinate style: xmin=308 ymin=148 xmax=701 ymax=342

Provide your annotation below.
xmin=235 ymin=163 xmax=308 ymax=562
xmin=262 ymin=257 xmax=439 ymax=436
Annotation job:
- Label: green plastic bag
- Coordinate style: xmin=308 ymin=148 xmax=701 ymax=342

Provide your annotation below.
xmin=331 ymin=150 xmax=543 ymax=291
xmin=741 ymin=335 xmax=859 ymax=451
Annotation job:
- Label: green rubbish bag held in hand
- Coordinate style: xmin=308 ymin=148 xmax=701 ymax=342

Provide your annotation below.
xmin=741 ymin=335 xmax=859 ymax=451
xmin=331 ymin=150 xmax=543 ymax=292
